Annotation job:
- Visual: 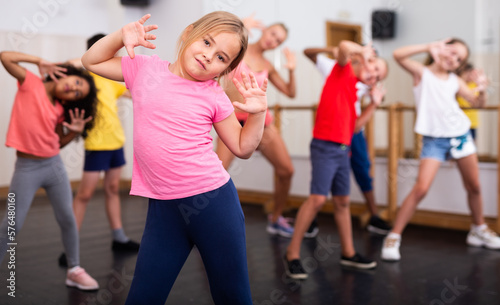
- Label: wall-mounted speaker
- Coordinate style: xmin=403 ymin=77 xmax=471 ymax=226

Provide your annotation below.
xmin=372 ymin=10 xmax=396 ymax=39
xmin=120 ymin=0 xmax=150 ymax=6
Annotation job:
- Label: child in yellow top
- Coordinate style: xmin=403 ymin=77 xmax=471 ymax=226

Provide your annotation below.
xmin=61 ymin=35 xmax=139 ymax=267
xmin=456 ymin=63 xmax=480 ymax=140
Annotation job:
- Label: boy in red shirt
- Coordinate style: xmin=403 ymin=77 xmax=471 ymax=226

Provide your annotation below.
xmin=284 ymin=41 xmax=387 ymax=278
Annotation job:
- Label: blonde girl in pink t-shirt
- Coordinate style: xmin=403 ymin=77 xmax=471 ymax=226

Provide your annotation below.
xmin=82 ymin=12 xmax=267 ymax=304
xmin=0 ymin=51 xmax=99 ymax=290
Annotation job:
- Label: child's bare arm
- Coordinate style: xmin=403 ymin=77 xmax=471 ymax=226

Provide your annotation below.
xmin=354 ymin=85 xmax=386 ymax=132
xmin=82 ymin=14 xmax=158 ymax=81
xmin=303 ymin=47 xmax=338 ymax=64
xmin=0 ymin=52 xmax=66 ymax=84
xmin=457 ymin=74 xmax=488 ymax=108
xmin=393 ymin=43 xmax=436 ymax=85
xmin=268 ymin=48 xmax=296 ymax=98
xmin=338 ymin=41 xmax=375 ymax=67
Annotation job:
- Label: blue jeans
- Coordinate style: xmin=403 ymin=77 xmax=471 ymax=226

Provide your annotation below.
xmin=420 ymin=131 xmax=476 ymax=162
xmin=350 ymin=131 xmax=373 ymax=192
xmin=125 ymin=179 xmax=252 ymax=305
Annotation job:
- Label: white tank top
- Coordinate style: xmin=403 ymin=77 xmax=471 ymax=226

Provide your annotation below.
xmin=413 ymin=68 xmax=470 ymax=138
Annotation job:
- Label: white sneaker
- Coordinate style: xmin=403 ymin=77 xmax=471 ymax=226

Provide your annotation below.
xmin=467 ymin=227 xmax=500 ymax=250
xmin=381 ymin=235 xmax=401 ymax=261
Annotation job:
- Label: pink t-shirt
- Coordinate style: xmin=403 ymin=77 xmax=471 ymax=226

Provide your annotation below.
xmin=6 ymin=70 xmax=64 ymax=158
xmin=122 ymin=55 xmax=234 ymax=200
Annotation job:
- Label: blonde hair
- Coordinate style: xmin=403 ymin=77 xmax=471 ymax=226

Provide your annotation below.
xmin=176 ymin=11 xmax=248 ymax=80
xmin=268 ymin=23 xmax=289 ymax=36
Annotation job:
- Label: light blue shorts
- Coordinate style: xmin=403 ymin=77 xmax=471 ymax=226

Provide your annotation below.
xmin=420 ymin=132 xmax=476 ymax=162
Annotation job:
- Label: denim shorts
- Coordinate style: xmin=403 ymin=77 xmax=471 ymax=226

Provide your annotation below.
xmin=83 ymin=148 xmax=126 ymax=171
xmin=420 ymin=132 xmax=476 ymax=162
xmin=310 ymin=138 xmax=351 ymax=196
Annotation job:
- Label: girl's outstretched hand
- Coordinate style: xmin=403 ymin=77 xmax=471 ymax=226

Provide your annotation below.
xmin=38 ymin=59 xmax=67 ymax=82
xmin=471 ymin=69 xmax=489 ymax=92
xmin=283 ymin=47 xmax=296 ymax=71
xmin=428 ymin=38 xmax=452 ymax=65
xmin=62 ymin=108 xmax=92 ymax=134
xmin=360 ymin=42 xmax=377 ymax=64
xmin=122 ymin=14 xmax=158 ymax=59
xmin=370 ymin=83 xmax=387 ymax=106
xmin=232 ymin=72 xmax=268 ymax=114
xmin=242 ymin=13 xmax=265 ymax=34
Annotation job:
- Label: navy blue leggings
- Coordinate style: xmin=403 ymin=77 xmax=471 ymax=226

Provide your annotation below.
xmin=125 ymin=179 xmax=252 ymax=305
xmin=350 ymin=131 xmax=373 ymax=192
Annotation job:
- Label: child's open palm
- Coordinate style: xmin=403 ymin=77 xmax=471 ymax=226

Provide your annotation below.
xmin=122 ymin=14 xmax=158 ymax=59
xmin=370 ymin=83 xmax=387 ymax=106
xmin=429 ymin=38 xmax=452 ymax=66
xmin=232 ymin=72 xmax=268 ymax=114
xmin=62 ymin=108 xmax=92 ymax=134
xmin=38 ymin=59 xmax=67 ymax=82
xmin=471 ymin=69 xmax=489 ymax=92
xmin=283 ymin=48 xmax=296 ymax=71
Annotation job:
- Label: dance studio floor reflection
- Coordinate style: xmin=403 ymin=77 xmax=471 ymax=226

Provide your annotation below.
xmin=0 ymin=191 xmax=499 ymax=305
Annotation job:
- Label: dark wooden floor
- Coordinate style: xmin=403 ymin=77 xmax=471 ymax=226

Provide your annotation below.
xmin=0 ymin=191 xmax=499 ymax=305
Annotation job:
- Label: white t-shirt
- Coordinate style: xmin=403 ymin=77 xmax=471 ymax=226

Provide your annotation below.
xmin=413 ymin=68 xmax=470 ymax=138
xmin=316 ymin=54 xmax=369 ymax=116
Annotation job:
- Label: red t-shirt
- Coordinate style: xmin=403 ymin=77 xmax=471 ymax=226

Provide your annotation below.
xmin=6 ymin=71 xmax=64 ymax=157
xmin=313 ymin=62 xmax=358 ymax=146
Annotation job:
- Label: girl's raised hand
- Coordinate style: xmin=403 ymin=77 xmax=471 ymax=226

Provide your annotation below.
xmin=122 ymin=14 xmax=158 ymax=59
xmin=360 ymin=42 xmax=377 ymax=64
xmin=232 ymin=72 xmax=268 ymax=114
xmin=62 ymin=108 xmax=93 ymax=134
xmin=283 ymin=47 xmax=296 ymax=71
xmin=370 ymin=83 xmax=387 ymax=106
xmin=471 ymin=69 xmax=489 ymax=92
xmin=242 ymin=13 xmax=265 ymax=33
xmin=429 ymin=38 xmax=452 ymax=65
xmin=38 ymin=59 xmax=67 ymax=82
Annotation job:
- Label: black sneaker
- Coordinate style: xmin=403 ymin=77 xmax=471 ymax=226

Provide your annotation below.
xmin=340 ymin=253 xmax=377 ymax=269
xmin=58 ymin=252 xmax=68 ymax=267
xmin=283 ymin=255 xmax=308 ymax=279
xmin=367 ymin=215 xmax=392 ymax=235
xmin=112 ymin=240 xmax=140 ymax=252
xmin=304 ymin=218 xmax=319 ymax=238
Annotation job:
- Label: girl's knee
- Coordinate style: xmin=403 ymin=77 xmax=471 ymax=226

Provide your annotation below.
xmin=105 ymin=181 xmax=120 ymax=196
xmin=413 ymin=184 xmax=430 ymax=201
xmin=75 ymin=189 xmax=94 ymax=204
xmin=464 ymin=181 xmax=481 ymax=196
xmin=276 ymin=164 xmax=294 ymax=181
